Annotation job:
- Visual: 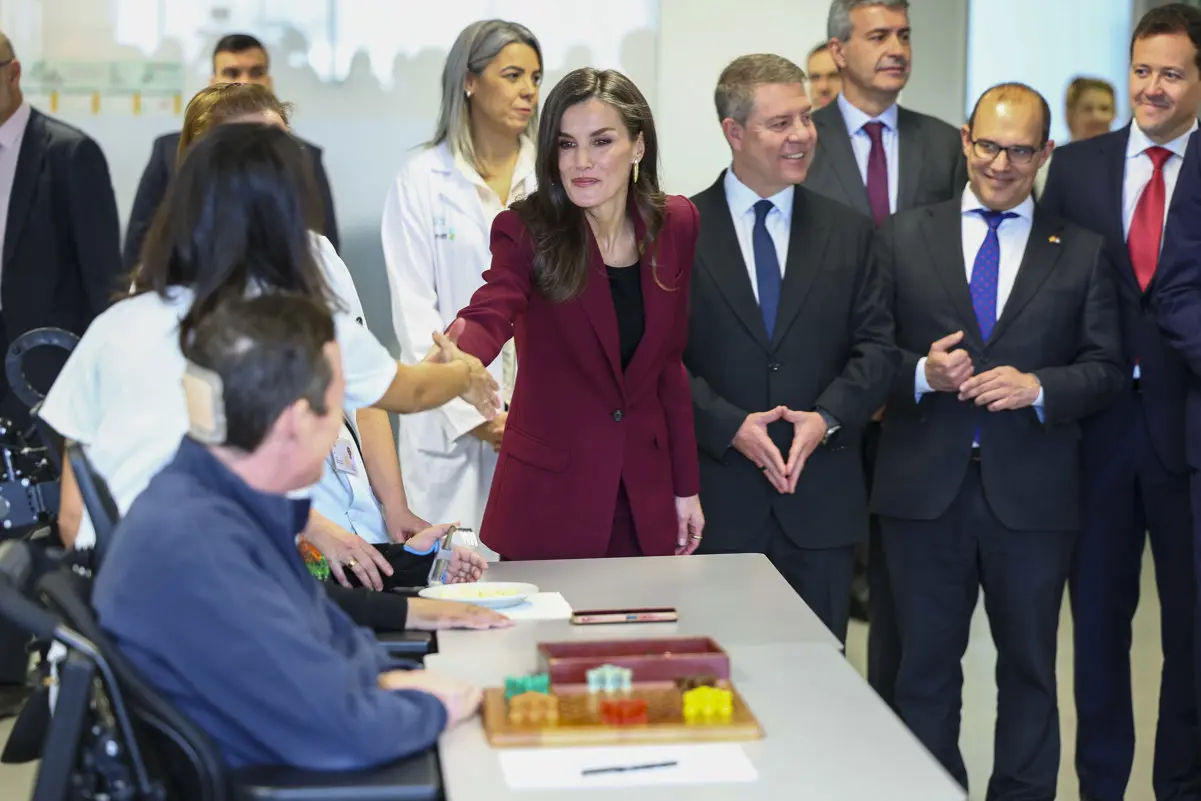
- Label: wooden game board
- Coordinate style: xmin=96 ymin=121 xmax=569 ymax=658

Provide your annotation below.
xmin=482 ymin=681 xmax=765 ymax=747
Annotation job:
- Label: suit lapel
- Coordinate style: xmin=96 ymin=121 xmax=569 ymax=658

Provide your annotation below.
xmin=896 ymin=109 xmax=927 ymax=212
xmin=988 ymin=211 xmax=1064 ymax=346
xmin=694 ymin=175 xmax=772 ymax=351
xmin=578 ymin=199 xmax=641 ymax=392
xmin=771 ymin=188 xmax=829 ymax=347
xmin=1105 ymin=126 xmax=1141 ymax=295
xmin=920 ymin=202 xmax=982 ymax=350
xmin=815 ymin=106 xmax=872 ymax=217
xmin=3 ymin=111 xmax=46 ymax=272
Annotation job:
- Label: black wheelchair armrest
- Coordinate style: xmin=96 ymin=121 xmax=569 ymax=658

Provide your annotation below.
xmin=376 ymin=631 xmax=432 ymax=657
xmin=229 ymin=748 xmax=442 ymax=801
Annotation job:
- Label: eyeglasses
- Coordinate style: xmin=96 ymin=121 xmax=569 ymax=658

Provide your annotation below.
xmin=0 ymin=59 xmax=13 ymax=70
xmin=970 ymin=138 xmax=1042 ymax=165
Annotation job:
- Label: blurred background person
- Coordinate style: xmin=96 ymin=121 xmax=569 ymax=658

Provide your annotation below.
xmin=806 ymin=41 xmax=842 ymax=108
xmin=124 ymin=33 xmax=340 ymax=271
xmin=1035 ymin=76 xmax=1117 ymax=196
xmin=383 ymin=19 xmax=542 ymax=562
xmin=442 ymin=68 xmax=705 ymax=561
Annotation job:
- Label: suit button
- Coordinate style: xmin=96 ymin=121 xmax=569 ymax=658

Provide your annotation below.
xmin=768 ymin=362 xmax=781 ymax=372
xmin=612 ymin=410 xmax=624 ymax=422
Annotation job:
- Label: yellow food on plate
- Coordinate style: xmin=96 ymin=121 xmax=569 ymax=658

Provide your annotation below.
xmin=450 ymin=586 xmax=522 ymax=599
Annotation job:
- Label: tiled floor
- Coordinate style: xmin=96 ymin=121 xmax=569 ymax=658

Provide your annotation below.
xmin=0 ymin=548 xmax=1169 ymax=800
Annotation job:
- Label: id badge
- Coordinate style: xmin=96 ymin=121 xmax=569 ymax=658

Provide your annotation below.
xmin=331 ymin=439 xmax=358 ymax=475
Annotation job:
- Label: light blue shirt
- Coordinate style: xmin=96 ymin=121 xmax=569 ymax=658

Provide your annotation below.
xmin=914 ymin=185 xmax=1045 ymax=436
xmin=723 ymin=166 xmax=794 ymax=302
xmin=837 ymin=93 xmax=900 ymax=215
xmin=310 ymin=417 xmax=390 ymax=545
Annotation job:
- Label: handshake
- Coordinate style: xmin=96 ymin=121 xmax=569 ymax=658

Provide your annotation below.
xmin=924 ymin=330 xmax=1040 ymax=411
xmin=423 ymin=318 xmax=503 ymax=421
xmin=733 ymin=407 xmax=829 ymax=495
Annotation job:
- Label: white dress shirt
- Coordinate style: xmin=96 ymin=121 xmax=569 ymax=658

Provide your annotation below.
xmin=915 ymin=186 xmax=1045 ymax=426
xmin=723 ymin=166 xmax=793 ymax=302
xmin=1122 ymin=120 xmax=1196 ymax=239
xmin=0 ymin=102 xmax=32 ymax=300
xmin=837 ymin=92 xmax=900 ymax=215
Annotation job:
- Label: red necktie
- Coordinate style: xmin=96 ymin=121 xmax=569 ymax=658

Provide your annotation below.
xmin=862 ymin=122 xmax=890 ymax=226
xmin=1128 ymin=146 xmax=1173 ymax=292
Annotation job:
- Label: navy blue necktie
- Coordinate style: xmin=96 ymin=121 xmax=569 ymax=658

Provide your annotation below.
xmin=969 ymin=209 xmax=1018 ymax=341
xmin=969 ymin=208 xmax=1017 ymax=446
xmin=753 ymin=200 xmax=782 ymax=337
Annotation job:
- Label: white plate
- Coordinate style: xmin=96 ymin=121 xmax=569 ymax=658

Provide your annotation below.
xmin=418 ymin=581 xmax=539 ymax=609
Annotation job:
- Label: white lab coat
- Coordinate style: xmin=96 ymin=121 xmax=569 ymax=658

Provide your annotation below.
xmin=382 ymin=139 xmax=536 ymax=561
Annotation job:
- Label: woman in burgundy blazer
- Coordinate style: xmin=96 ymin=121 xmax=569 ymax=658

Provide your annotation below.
xmin=439 ymin=68 xmax=704 ymax=561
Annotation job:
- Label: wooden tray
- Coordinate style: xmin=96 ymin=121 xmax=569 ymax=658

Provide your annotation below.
xmin=482 ymin=681 xmax=764 ymax=748
xmin=538 ymin=636 xmax=730 ymax=684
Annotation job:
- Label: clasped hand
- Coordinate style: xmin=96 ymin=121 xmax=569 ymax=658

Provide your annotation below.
xmin=423 ymin=319 xmax=502 ymax=420
xmin=924 ymin=330 xmax=1041 ymax=411
xmin=733 ymin=406 xmax=827 ymax=494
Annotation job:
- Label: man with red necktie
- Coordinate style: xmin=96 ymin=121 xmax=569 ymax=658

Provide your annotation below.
xmin=1043 ymin=6 xmax=1201 ymax=800
xmin=802 ymin=0 xmax=967 ymax=715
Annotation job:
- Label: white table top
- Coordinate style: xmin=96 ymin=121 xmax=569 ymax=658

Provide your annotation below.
xmin=437 ymin=553 xmax=841 ymax=658
xmin=428 ymin=643 xmax=965 ymax=801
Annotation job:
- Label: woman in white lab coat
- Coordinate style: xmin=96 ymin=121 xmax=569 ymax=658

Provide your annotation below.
xmin=382 ymin=20 xmax=542 ymax=559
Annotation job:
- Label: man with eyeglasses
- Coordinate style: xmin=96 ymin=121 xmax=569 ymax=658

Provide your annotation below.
xmin=871 ymin=82 xmax=1124 ymax=799
xmin=1041 ymin=5 xmax=1201 ymax=800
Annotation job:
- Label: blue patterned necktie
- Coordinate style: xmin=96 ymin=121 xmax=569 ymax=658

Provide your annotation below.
xmin=969 ymin=209 xmax=1018 ymax=340
xmin=753 ymin=199 xmax=782 ymax=337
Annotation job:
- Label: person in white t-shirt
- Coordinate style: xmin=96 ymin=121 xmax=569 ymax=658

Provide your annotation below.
xmin=42 ymin=100 xmax=498 ymax=592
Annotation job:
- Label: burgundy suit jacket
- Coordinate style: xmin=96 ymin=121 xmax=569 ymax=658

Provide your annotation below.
xmin=455 ymin=194 xmax=701 ymax=560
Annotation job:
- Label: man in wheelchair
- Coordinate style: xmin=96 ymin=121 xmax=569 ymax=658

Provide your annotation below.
xmin=92 ymin=293 xmax=481 ymax=770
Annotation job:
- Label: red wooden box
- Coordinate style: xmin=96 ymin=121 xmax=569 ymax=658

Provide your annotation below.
xmin=537 ymin=637 xmax=731 ymax=685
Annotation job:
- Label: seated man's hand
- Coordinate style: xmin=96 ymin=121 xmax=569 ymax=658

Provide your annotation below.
xmin=406 ymin=598 xmax=514 ymax=631
xmin=377 ymin=669 xmax=482 ymax=728
xmin=306 ymin=514 xmax=394 ymax=591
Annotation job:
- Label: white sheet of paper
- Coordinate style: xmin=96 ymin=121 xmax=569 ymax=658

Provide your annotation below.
xmin=499 ymin=592 xmax=573 ymax=621
xmin=498 ymin=743 xmax=757 ymax=789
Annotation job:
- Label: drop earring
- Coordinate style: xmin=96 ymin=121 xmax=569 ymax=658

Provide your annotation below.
xmin=632 ymin=161 xmax=640 ymax=184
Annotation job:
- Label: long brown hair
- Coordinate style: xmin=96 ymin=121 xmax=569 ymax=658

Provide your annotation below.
xmin=514 ymin=68 xmax=666 ymax=303
xmin=177 ymin=83 xmax=294 ymax=167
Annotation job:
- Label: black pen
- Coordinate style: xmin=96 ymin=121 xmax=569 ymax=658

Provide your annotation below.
xmin=581 ymin=760 xmax=679 ymax=776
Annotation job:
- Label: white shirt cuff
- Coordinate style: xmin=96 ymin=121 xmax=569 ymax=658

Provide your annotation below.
xmin=914 ymin=357 xmax=934 ymax=401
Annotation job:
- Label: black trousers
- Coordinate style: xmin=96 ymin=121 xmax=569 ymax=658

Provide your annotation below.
xmin=861 ymin=421 xmax=901 ymax=710
xmin=883 ymin=462 xmax=1073 ymax=801
xmin=704 ymin=511 xmax=854 ymax=644
xmin=1073 ymin=399 xmax=1200 ymax=801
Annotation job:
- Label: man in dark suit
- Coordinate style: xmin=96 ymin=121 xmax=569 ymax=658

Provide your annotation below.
xmin=804 ymin=0 xmax=968 ymax=711
xmin=1041 ymin=6 xmax=1201 ymax=800
xmin=123 ymin=33 xmax=338 ymax=270
xmin=0 ymin=29 xmax=121 ymax=702
xmin=874 ymin=83 xmax=1124 ymax=799
xmin=685 ymin=53 xmax=898 ymax=644
xmin=0 ymin=32 xmax=120 ymax=423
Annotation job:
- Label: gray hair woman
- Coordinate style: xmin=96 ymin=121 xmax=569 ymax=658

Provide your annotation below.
xmin=382 ymin=19 xmax=542 ymax=559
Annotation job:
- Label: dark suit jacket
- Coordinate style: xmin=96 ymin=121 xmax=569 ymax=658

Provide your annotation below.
xmin=1040 ymin=124 xmax=1187 ymax=475
xmin=3 ymin=108 xmax=121 ymax=404
xmin=871 ymin=200 xmax=1124 ymax=532
xmin=454 ymin=195 xmax=700 ymax=560
xmin=1154 ymin=128 xmax=1201 ymax=468
xmin=685 ymin=177 xmax=899 ymax=551
xmin=805 ymin=100 xmax=967 ymax=217
xmin=123 ymin=130 xmax=339 ymax=270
